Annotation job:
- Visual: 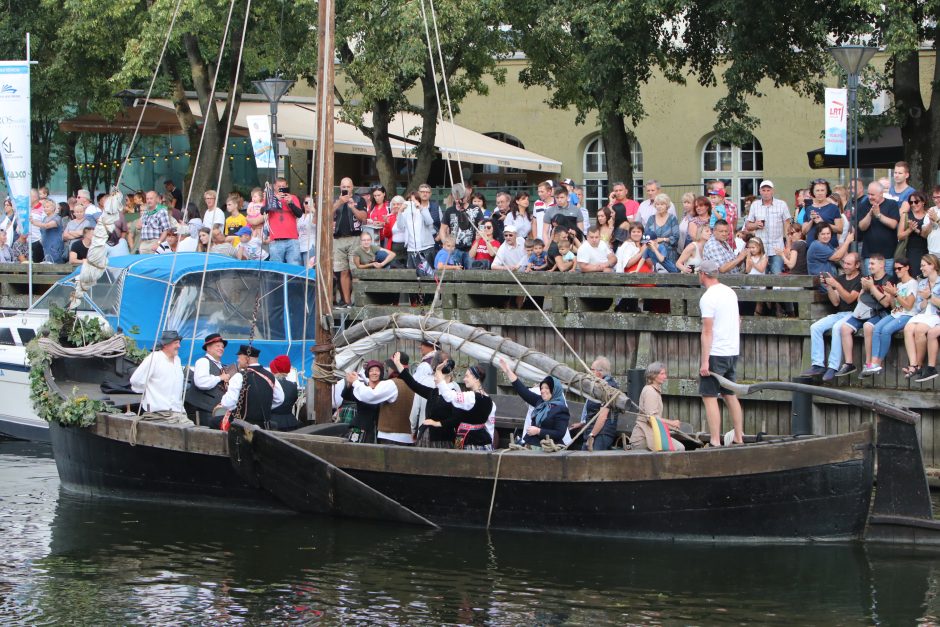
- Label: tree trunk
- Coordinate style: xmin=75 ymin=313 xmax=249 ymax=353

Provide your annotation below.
xmin=410 ymin=67 xmax=441 ymax=188
xmin=369 ymin=99 xmax=399 ymax=194
xmin=65 ymin=133 xmax=79 ymax=196
xmin=600 ymin=107 xmax=634 ymax=193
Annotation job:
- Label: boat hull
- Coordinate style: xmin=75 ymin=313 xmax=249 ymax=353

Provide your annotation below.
xmin=0 ymin=362 xmax=48 ymax=442
xmin=49 ymin=422 xmax=278 ymax=509
xmin=50 ymin=414 xmax=875 ymax=541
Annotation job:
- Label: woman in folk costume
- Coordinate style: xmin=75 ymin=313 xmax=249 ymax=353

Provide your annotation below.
xmin=435 ymin=362 xmax=495 ymax=450
xmin=497 ymin=358 xmax=570 ymax=447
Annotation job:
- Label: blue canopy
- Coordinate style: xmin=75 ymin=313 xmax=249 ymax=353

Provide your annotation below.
xmin=51 ymin=254 xmax=318 ymax=376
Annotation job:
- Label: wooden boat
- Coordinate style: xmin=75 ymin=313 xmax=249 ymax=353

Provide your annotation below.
xmin=42 ymin=316 xmax=940 ymax=544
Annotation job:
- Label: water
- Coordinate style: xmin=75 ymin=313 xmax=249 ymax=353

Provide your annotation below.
xmin=2 ymin=440 xmax=940 ymax=625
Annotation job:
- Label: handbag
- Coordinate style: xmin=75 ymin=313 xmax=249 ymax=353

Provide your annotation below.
xmin=852 ymin=300 xmax=874 ymax=320
xmin=410 ymin=251 xmax=434 ymax=277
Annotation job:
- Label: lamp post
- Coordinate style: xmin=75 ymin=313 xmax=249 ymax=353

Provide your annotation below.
xmin=252 ymin=75 xmax=295 ymax=178
xmin=828 ymin=45 xmax=878 ymax=242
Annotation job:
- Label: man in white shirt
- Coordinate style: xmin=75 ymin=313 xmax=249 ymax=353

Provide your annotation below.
xmin=130 ymin=329 xmax=188 ymax=419
xmin=491 ymin=225 xmax=527 ymax=270
xmin=637 ymin=180 xmax=677 ymax=224
xmin=745 ymin=180 xmax=791 ymax=274
xmin=576 ymin=226 xmax=616 ymax=272
xmin=532 ymin=180 xmax=556 ymax=244
xmin=219 ymin=344 xmax=284 ymax=428
xmin=697 ymin=259 xmax=744 ymax=446
xmin=202 ymin=190 xmax=226 ymax=232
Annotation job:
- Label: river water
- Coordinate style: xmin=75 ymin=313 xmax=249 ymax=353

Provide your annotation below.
xmin=2 ymin=440 xmax=940 ymax=625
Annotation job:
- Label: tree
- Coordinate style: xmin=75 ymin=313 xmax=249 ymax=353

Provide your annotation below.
xmin=508 ymin=0 xmax=688 ymax=189
xmin=335 ymin=0 xmax=508 ymax=193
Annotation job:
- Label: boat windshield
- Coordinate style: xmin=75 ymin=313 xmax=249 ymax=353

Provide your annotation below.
xmin=286 ymin=277 xmax=317 ymax=341
xmin=31 ymin=268 xmax=124 ymax=316
xmin=166 ymin=270 xmax=286 ymax=341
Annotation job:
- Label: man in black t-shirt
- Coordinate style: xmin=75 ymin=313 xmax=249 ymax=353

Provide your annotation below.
xmin=834 ymin=253 xmax=894 ymax=378
xmin=801 ymin=252 xmax=862 ymax=382
xmin=857 ymin=181 xmax=900 ymax=277
xmin=333 ymin=176 xmax=368 ymax=308
xmin=68 ymin=226 xmax=94 ymax=264
xmin=439 ymin=197 xmax=482 ymax=252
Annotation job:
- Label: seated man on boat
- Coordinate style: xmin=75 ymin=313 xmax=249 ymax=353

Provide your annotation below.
xmin=570 ymin=356 xmax=620 ymax=451
xmin=631 ymin=361 xmax=684 ymax=451
xmin=268 ymin=355 xmax=301 ymax=431
xmin=497 ymin=358 xmax=570 ymax=447
xmin=342 ymin=359 xmax=398 ymax=444
xmin=129 ymin=329 xmax=190 ymax=423
xmin=435 ymin=362 xmax=495 ymax=450
xmin=393 ymin=350 xmax=460 ymax=448
xmin=217 ymin=345 xmax=284 ymax=430
xmin=184 ymin=333 xmax=231 ymax=427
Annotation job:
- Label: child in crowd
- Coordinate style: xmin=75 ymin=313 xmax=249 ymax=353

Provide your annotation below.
xmin=745 ymin=237 xmax=768 ymax=275
xmin=237 ymin=226 xmax=268 ymax=261
xmin=471 ymin=193 xmax=489 ymax=219
xmin=556 ymin=239 xmax=576 ymax=272
xmin=434 ymin=236 xmax=467 ymax=270
xmin=224 ymin=192 xmax=247 ymax=236
xmin=246 ymin=187 xmax=264 ymax=225
xmin=526 ymin=238 xmax=549 ymax=272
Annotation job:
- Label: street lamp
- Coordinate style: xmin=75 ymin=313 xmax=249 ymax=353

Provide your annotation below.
xmin=252 ymin=75 xmax=295 ymax=177
xmin=828 ymin=45 xmax=878 ymax=240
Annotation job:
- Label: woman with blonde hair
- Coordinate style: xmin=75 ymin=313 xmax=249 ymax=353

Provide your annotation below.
xmin=902 ymin=254 xmax=940 ymax=380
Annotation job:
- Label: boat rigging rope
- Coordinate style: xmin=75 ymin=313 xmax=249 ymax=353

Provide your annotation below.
xmin=179 ymin=0 xmax=254 ymax=386
xmin=114 ymin=0 xmax=185 ymax=191
xmin=37 ymin=335 xmax=128 ymax=359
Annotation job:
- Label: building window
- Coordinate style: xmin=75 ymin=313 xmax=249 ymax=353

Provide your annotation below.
xmin=582 ymin=135 xmax=643 ymax=213
xmin=701 ymin=135 xmax=764 ymax=203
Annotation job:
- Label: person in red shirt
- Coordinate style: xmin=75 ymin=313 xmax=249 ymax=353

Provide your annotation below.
xmin=267 ymin=177 xmax=303 ymax=265
xmin=471 ymin=219 xmax=499 ymax=269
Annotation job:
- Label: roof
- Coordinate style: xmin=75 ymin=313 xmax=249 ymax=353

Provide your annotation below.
xmin=60 ymin=96 xmax=562 ymax=173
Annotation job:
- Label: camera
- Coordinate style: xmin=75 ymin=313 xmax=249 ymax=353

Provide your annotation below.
xmin=278 ymin=186 xmax=289 ymax=194
xmin=641 ymin=235 xmax=651 ymax=243
xmin=340 ymin=188 xmax=350 ymax=197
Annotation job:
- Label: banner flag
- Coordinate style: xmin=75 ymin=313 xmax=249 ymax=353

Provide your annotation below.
xmin=246 ymin=114 xmax=275 ymax=169
xmin=824 ymin=87 xmax=847 ymax=156
xmin=0 ymin=61 xmax=31 ymax=232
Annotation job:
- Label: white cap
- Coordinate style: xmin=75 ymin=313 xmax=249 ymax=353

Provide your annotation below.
xmin=759 ymin=180 xmax=774 ymax=189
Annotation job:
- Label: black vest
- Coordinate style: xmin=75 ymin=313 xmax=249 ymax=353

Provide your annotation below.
xmin=184 ymin=356 xmax=225 ymax=411
xmin=272 ymin=378 xmax=298 ymax=417
xmin=237 ymin=364 xmax=276 ymax=427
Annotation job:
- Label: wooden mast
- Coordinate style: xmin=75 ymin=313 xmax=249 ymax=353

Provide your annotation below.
xmin=312 ymin=0 xmax=336 ymax=423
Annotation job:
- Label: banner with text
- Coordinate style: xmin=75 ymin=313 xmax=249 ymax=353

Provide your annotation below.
xmin=0 ymin=61 xmax=31 ymax=233
xmin=246 ymin=114 xmax=275 ymax=169
xmin=824 ymin=87 xmax=847 ymax=156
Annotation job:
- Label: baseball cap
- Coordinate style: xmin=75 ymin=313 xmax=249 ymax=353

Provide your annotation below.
xmin=707 ymin=189 xmax=726 ymax=198
xmin=562 ymin=178 xmax=579 ymax=187
xmin=236 ymin=226 xmax=252 ymax=237
xmin=503 ymin=224 xmax=517 ymax=233
xmin=759 ymin=180 xmax=775 ymax=189
xmin=699 ymin=259 xmax=720 ymax=277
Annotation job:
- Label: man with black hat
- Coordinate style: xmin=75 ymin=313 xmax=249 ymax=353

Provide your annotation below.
xmin=184 ymin=333 xmax=231 ymax=426
xmin=218 ymin=344 xmax=284 ymax=429
xmin=130 ymin=329 xmax=187 ymax=419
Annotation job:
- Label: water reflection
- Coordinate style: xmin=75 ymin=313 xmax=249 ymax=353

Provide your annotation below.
xmin=2 ymin=441 xmax=940 ymax=625
xmin=34 ymin=494 xmax=940 ymax=625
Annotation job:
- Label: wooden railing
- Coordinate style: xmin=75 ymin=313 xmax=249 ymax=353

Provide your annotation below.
xmin=0 ymin=262 xmax=73 ymax=309
xmin=350 ymin=268 xmax=940 ymax=468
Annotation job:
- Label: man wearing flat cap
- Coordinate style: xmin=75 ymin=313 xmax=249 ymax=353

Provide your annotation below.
xmin=218 ymin=344 xmax=283 ymax=429
xmin=130 ymin=329 xmax=188 ymax=420
xmin=185 ymin=332 xmax=231 ymax=426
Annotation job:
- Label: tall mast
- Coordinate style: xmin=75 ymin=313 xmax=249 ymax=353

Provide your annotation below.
xmin=312 ymin=0 xmax=336 ymax=423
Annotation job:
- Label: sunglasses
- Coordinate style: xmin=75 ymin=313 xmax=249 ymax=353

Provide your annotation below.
xmin=911 ymin=199 xmax=924 ymax=204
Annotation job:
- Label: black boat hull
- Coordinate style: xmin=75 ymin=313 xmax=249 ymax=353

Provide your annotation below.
xmin=49 ymin=422 xmax=278 ymax=510
xmin=49 ymin=413 xmax=876 ymax=541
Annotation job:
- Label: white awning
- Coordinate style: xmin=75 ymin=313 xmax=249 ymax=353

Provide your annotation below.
xmin=149 ymin=98 xmax=562 ymax=173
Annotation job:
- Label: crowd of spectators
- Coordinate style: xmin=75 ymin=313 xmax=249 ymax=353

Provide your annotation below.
xmin=7 ymin=161 xmax=940 ymax=382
